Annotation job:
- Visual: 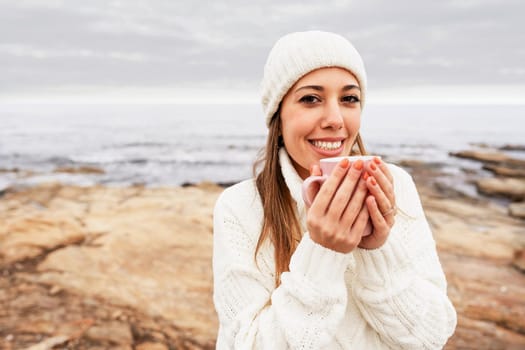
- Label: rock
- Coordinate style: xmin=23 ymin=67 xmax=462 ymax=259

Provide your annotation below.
xmin=136 ymin=342 xmax=169 ymax=350
xmin=15 ymin=320 xmax=56 ymax=335
xmin=54 ymin=166 xmax=105 ymax=174
xmin=0 ymin=214 xmax=86 ymax=267
xmin=513 ymin=249 xmax=525 ymax=273
xmin=509 ymin=202 xmax=525 ymax=219
xmin=451 ymin=150 xmax=511 ymax=163
xmin=193 ymin=181 xmax=224 ymax=192
xmin=397 ymin=159 xmax=425 ymax=168
xmin=85 ymin=322 xmax=132 ymax=346
xmin=483 ymin=164 xmax=525 ymax=177
xmin=426 ymin=198 xmax=522 ymax=261
xmin=469 ymin=142 xmax=491 ymax=148
xmin=19 ymin=185 xmax=221 ymax=346
xmin=433 ymin=182 xmax=473 ymax=200
xmin=422 ymin=192 xmax=525 ymax=348
xmin=0 ymin=168 xmax=21 ymax=173
xmin=451 ymin=150 xmax=525 ymax=168
xmin=476 ymin=178 xmax=525 ymax=200
xmin=48 ymin=285 xmax=62 ymax=295
xmin=500 ymin=144 xmax=525 ymax=151
xmin=447 ymin=315 xmax=525 ymax=349
xmin=23 ymin=335 xmax=70 ymax=350
xmin=111 ymin=309 xmax=124 ymax=320
xmin=12 ymin=313 xmax=93 ymax=339
xmin=2 ymin=182 xmax=525 ymax=349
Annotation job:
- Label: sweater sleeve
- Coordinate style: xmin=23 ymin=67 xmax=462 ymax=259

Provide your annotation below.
xmin=351 ymin=165 xmax=457 ymax=349
xmin=212 ymin=187 xmax=350 ymax=349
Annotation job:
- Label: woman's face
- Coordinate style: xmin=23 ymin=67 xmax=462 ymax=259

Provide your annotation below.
xmin=280 ymin=67 xmax=362 ymax=179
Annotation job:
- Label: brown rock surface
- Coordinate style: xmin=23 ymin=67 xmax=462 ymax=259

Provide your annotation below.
xmin=476 ymin=178 xmax=525 ymax=200
xmin=451 ymin=150 xmax=525 ymax=167
xmin=136 ymin=342 xmax=169 ymax=350
xmin=500 ymin=144 xmax=525 ymax=151
xmin=514 ymin=249 xmax=525 ymax=273
xmin=509 ymin=202 xmax=525 ymax=220
xmin=422 ymin=194 xmax=525 ymax=349
xmin=84 ymin=321 xmax=133 ymax=346
xmin=0 ymin=183 xmax=221 ymax=349
xmin=1 ymin=180 xmax=524 ymax=349
xmin=54 ymin=166 xmax=105 ymax=174
xmin=0 ymin=214 xmax=86 ymax=267
xmin=23 ymin=335 xmax=71 ymax=350
xmin=483 ymin=164 xmax=525 ymax=177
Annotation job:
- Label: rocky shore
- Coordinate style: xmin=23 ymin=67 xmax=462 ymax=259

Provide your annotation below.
xmin=1 ymin=148 xmax=525 ymax=349
xmin=449 ymin=146 xmax=525 ymax=219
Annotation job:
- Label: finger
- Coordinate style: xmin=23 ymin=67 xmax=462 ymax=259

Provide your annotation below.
xmin=340 ymin=176 xmax=368 ymax=226
xmin=372 ymin=157 xmax=393 ymax=183
xmin=366 ymin=160 xmax=395 ymax=205
xmin=310 ymin=158 xmax=350 ymax=213
xmin=348 ymin=204 xmax=370 ymax=246
xmin=310 ymin=164 xmax=322 ymax=177
xmin=366 ymin=195 xmax=392 ymax=233
xmin=366 ymin=176 xmax=395 ymax=226
xmin=327 ymin=159 xmax=365 ymax=220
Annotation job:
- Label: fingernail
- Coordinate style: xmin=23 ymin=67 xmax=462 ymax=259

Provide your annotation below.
xmin=354 ymin=159 xmax=363 ymax=170
xmin=374 ymin=157 xmax=381 ymax=165
xmin=370 ymin=177 xmax=377 ymax=186
xmin=370 ymin=163 xmax=377 ymax=171
xmin=362 ymin=172 xmax=369 ymax=180
xmin=340 ymin=158 xmax=350 ymax=168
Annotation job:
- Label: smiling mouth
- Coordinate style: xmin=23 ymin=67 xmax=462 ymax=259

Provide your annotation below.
xmin=309 ymin=140 xmax=344 ymax=151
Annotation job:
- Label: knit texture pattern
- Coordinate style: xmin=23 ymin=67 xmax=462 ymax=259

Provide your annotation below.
xmin=213 ymin=149 xmax=457 ymax=349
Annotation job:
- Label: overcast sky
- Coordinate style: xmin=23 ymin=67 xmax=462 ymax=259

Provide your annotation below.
xmin=1 ymin=0 xmax=524 ymax=104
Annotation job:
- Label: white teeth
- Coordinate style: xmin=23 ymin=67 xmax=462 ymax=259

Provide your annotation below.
xmin=311 ymin=140 xmax=342 ymax=150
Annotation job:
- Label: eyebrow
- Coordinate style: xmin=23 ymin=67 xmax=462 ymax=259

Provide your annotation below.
xmin=294 ymin=84 xmax=361 ymax=93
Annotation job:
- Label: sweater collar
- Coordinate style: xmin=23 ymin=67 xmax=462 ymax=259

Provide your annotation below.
xmin=278 ymin=148 xmax=306 ymax=220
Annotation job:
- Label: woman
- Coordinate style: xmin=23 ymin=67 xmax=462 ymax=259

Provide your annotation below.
xmin=213 ymin=31 xmax=457 ymax=349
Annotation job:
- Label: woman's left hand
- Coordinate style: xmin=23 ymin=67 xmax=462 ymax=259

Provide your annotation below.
xmin=358 ymin=157 xmax=396 ymax=249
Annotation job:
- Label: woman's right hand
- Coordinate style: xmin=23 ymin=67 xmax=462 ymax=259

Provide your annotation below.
xmin=306 ymin=158 xmax=370 ymax=253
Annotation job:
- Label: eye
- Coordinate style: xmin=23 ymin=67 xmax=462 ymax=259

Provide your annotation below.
xmin=342 ymin=95 xmax=360 ymax=103
xmin=299 ymin=95 xmax=321 ymax=104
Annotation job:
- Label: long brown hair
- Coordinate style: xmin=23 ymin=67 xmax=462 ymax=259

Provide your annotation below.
xmin=253 ymin=110 xmax=366 ymax=287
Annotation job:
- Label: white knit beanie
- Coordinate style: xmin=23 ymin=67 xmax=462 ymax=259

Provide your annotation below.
xmin=261 ymin=31 xmax=367 ymax=128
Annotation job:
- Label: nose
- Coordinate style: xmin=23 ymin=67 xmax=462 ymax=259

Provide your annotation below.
xmin=321 ymin=99 xmax=344 ymax=129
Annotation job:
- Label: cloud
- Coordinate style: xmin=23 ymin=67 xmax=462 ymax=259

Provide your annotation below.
xmin=0 ymin=84 xmax=260 ymax=104
xmin=0 ymin=43 xmax=161 ymax=62
xmin=499 ymin=67 xmax=525 ymax=76
xmin=370 ymin=84 xmax=525 ymax=105
xmin=1 ymin=0 xmax=524 ymax=103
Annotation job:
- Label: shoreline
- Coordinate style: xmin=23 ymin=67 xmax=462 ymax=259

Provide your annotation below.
xmin=1 ymin=160 xmax=525 ymax=348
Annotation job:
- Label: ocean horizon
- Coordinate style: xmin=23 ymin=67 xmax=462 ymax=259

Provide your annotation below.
xmin=1 ymin=103 xmax=524 ymax=194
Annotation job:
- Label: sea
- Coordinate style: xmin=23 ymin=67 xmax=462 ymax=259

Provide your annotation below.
xmin=1 ymin=103 xmax=524 ymax=196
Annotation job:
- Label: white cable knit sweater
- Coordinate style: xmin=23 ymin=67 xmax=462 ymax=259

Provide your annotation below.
xmin=213 ymin=148 xmax=457 ymax=349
